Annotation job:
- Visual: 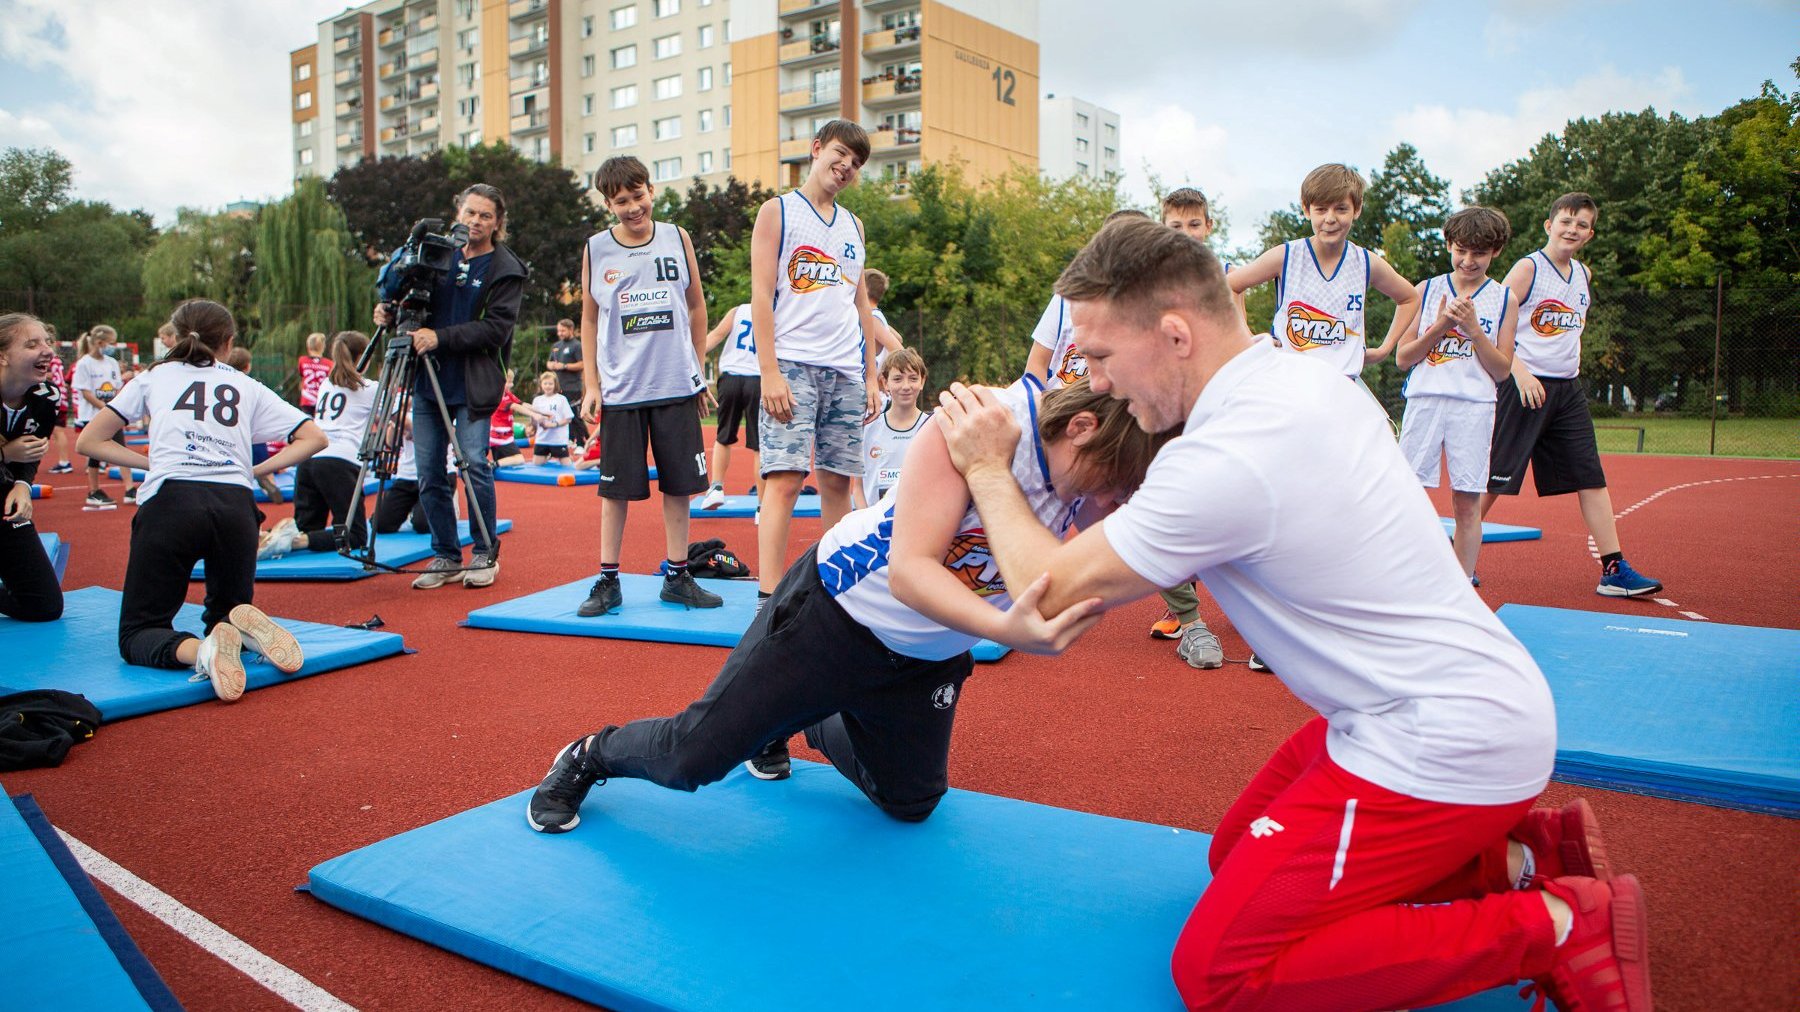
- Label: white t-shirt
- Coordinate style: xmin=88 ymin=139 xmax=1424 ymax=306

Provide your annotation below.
xmin=861 ymin=407 xmax=929 ymax=503
xmin=310 ymin=376 xmax=378 ymax=464
xmin=72 ymin=354 xmax=124 ymax=425
xmin=1512 ymin=251 xmax=1589 ymax=380
xmin=531 ymin=393 xmax=574 ymax=446
xmin=772 ymin=190 xmax=866 ymax=376
xmin=107 ymin=362 xmax=308 ymax=504
xmin=1030 ymin=295 xmax=1086 ymax=390
xmin=718 ymin=304 xmax=760 ymax=378
xmin=1402 ymin=275 xmax=1511 ymax=403
xmin=1101 ymin=342 xmax=1555 ymax=806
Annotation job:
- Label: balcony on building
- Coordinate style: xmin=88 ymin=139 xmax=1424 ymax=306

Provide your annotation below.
xmin=862 ymin=71 xmax=921 ymax=107
xmin=778 ymin=85 xmax=839 ymax=114
xmin=508 ymin=0 xmax=547 ymax=21
xmin=410 ymin=47 xmax=438 ymax=69
xmin=380 ymin=123 xmax=411 ymax=144
xmin=378 ymin=24 xmax=405 ymax=48
xmin=411 ymin=12 xmax=438 ymax=35
xmin=861 ymin=23 xmax=920 ymax=58
xmin=779 ymin=32 xmax=841 ymax=68
xmin=778 ymin=0 xmax=835 ymax=18
xmin=509 ymin=110 xmax=550 ymax=134
xmin=380 ymin=56 xmax=408 ymax=80
xmin=412 ymin=115 xmax=440 ymax=136
xmin=334 ymin=64 xmax=361 ymax=87
xmin=333 ymin=31 xmax=360 ymax=55
xmin=410 ymin=79 xmax=440 ymax=105
xmin=510 ymin=71 xmax=550 ymax=95
xmin=867 ymin=124 xmax=921 ymax=153
xmin=336 ymin=130 xmax=363 ymax=150
xmin=508 ymin=33 xmax=548 ymax=58
xmin=779 ymin=136 xmax=813 ymax=163
xmin=336 ymin=97 xmax=361 ymax=118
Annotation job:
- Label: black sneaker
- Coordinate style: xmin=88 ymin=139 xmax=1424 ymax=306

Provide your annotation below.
xmin=123 ymin=487 xmax=138 ymax=506
xmin=577 ymin=574 xmax=622 ymax=617
xmin=745 ymin=737 xmax=791 ymax=781
xmin=83 ymin=489 xmax=117 ymax=511
xmin=660 ymin=569 xmax=723 ymax=609
xmin=1248 ymin=653 xmax=1272 ymax=674
xmin=526 ymin=737 xmax=607 ymax=833
xmin=49 ymin=462 xmax=73 ymax=474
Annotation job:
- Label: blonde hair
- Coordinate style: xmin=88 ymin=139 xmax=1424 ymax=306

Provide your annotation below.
xmin=305 ymin=332 xmax=327 ymax=355
xmin=88 ymin=324 xmax=117 ymax=346
xmin=538 ymin=370 xmax=557 ymax=387
xmin=880 ymin=346 xmax=925 ymax=381
xmin=1300 ymin=163 xmax=1365 ymax=211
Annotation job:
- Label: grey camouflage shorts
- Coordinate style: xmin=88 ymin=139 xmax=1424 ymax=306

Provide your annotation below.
xmin=759 ymin=360 xmax=865 ymax=477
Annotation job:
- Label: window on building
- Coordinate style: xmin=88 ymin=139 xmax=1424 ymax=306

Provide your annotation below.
xmin=296 ymin=64 xmax=312 ymax=82
xmin=654 ymin=74 xmax=682 ymax=100
xmin=458 ymin=61 xmax=477 ymax=86
xmin=579 ymin=54 xmax=595 ymax=77
xmin=698 ymin=24 xmax=714 ymax=48
xmin=582 ymin=93 xmax=595 ymax=115
xmin=697 ymin=108 xmax=713 ymax=132
xmin=723 ymin=103 xmax=730 ymax=126
xmin=612 ymin=123 xmax=638 ymax=146
xmin=458 ymin=96 xmax=480 ymax=117
xmin=583 ymin=133 xmax=596 ymax=154
xmin=698 ymin=150 xmax=713 ymax=174
xmin=1076 ymin=137 xmax=1089 ymax=153
xmin=653 ymin=0 xmax=679 ymax=17
xmin=881 ymin=10 xmax=920 ymax=29
xmin=611 ymin=4 xmax=636 ymax=29
xmin=654 ymin=115 xmax=681 ymax=141
xmin=299 ymin=148 xmax=314 ymax=166
xmin=1105 ymin=122 xmax=1116 ymax=138
xmin=723 ymin=146 xmax=730 ymax=169
xmin=455 ymin=0 xmax=474 ymax=19
xmin=296 ymin=92 xmax=312 ymax=110
xmin=697 ymin=66 xmax=712 ymax=91
xmin=299 ymin=119 xmax=314 ymax=137
xmin=723 ymin=60 xmax=731 ymax=84
xmin=457 ymin=27 xmax=478 ymax=49
xmin=611 ymin=45 xmax=635 ymax=69
xmin=461 ymin=128 xmax=481 ymax=145
xmin=1075 ymin=161 xmax=1089 ymax=176
xmin=654 ymin=34 xmax=680 ymax=59
xmin=611 ymin=84 xmax=638 ymax=108
xmin=1077 ymin=112 xmax=1090 ymax=129
xmin=580 ymin=16 xmax=594 ymax=38
xmin=652 ymin=156 xmax=682 ymax=181
xmin=1104 ymin=146 xmax=1116 ymax=160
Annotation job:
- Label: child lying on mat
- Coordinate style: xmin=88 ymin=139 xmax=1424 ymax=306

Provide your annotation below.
xmin=527 ymin=376 xmax=1171 ymax=831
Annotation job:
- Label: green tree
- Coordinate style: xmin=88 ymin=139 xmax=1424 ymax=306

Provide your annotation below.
xmin=0 ymin=148 xmax=155 ymax=336
xmin=1356 ymin=143 xmax=1452 ymax=275
xmin=142 ymin=207 xmax=259 ymax=313
xmin=0 ymin=147 xmax=75 ymax=236
xmin=441 ymin=143 xmax=600 ymax=324
xmin=326 ymin=151 xmax=459 ymax=264
xmin=654 ymin=175 xmax=778 ymax=325
xmin=253 ymin=177 xmax=372 ymax=393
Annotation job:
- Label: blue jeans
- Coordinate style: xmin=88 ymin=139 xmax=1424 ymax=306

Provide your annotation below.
xmin=412 ymin=398 xmax=498 ymax=561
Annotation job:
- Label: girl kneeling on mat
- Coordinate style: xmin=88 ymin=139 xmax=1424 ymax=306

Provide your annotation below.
xmin=260 ymin=331 xmax=376 ymax=559
xmin=0 ymin=313 xmax=66 ymax=622
xmin=76 ymin=300 xmax=328 ymax=701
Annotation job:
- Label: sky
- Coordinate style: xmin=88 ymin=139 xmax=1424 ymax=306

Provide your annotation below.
xmin=0 ymin=0 xmax=1792 ymax=246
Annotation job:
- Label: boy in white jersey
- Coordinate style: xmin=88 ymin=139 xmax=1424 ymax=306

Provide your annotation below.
xmin=1482 ymin=192 xmax=1662 ymax=597
xmin=858 ymin=347 xmax=929 ymax=507
xmin=576 ymin=156 xmax=721 ymax=615
xmin=934 ymin=218 xmax=1650 ymax=1012
xmin=1396 ymin=208 xmax=1518 ymax=583
xmin=748 ymin=120 xmax=899 ymax=606
xmin=526 ymin=376 xmax=1164 ymax=829
xmin=699 ymin=303 xmax=760 ymax=509
xmin=71 ymin=324 xmax=138 ymax=509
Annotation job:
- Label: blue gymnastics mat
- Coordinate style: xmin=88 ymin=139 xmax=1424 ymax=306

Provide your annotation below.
xmin=689 ymin=493 xmax=822 ymax=518
xmin=1 ymin=791 xmax=178 ymax=1011
xmin=307 ymin=762 xmax=1523 ymax=1011
xmin=106 ymin=468 xmax=380 ymax=503
xmin=38 ymin=532 xmax=68 ymax=582
xmin=494 ymin=462 xmax=602 ymax=485
xmin=1438 ymin=518 xmax=1541 ymax=542
xmin=0 ymin=586 xmax=406 ymax=721
xmin=193 ymin=519 xmax=512 ymax=581
xmin=466 ymin=574 xmax=1011 ymax=662
xmin=1500 ymin=604 xmax=1800 ymax=816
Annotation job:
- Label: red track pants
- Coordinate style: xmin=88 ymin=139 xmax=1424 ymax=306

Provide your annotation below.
xmin=1172 ymin=717 xmax=1561 ymax=1011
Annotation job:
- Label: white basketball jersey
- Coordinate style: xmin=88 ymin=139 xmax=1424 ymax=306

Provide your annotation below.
xmin=1274 ymin=238 xmax=1372 ymax=376
xmin=1512 ymin=252 xmax=1589 ymax=379
xmin=861 ymin=408 xmax=930 ymax=503
xmin=532 ymin=393 xmax=573 ymax=446
xmin=587 ymin=223 xmax=704 ymax=407
xmin=818 ymin=376 xmax=1078 ymax=661
xmin=311 ymin=376 xmax=378 ymax=463
xmin=106 ymin=362 xmax=307 ymax=504
xmin=1030 ymin=294 xmax=1086 ymax=390
xmin=1403 ymin=275 xmax=1512 ymax=403
xmin=772 ymin=190 xmax=866 ymax=376
xmin=718 ymin=304 xmax=760 ymax=378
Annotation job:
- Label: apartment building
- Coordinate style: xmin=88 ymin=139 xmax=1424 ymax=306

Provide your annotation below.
xmin=293 ymin=0 xmax=734 ymax=188
xmin=1039 ymin=93 xmax=1118 ymax=182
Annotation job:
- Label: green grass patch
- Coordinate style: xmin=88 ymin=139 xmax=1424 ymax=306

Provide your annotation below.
xmin=1591 ymin=416 xmax=1798 ymax=459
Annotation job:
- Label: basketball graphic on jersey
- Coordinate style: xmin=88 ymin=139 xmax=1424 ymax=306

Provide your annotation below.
xmin=1530 ymin=299 xmax=1582 ymax=336
xmin=943 ymin=529 xmax=1006 ymax=597
xmin=1425 ymin=333 xmax=1475 ymax=367
xmin=1055 ymin=343 xmax=1088 ymax=385
xmin=601 ymin=267 xmax=624 ymax=285
xmin=1283 ymin=301 xmax=1357 ymax=351
xmin=97 ymin=381 xmax=118 ymax=402
xmin=787 ymin=245 xmax=845 ymax=293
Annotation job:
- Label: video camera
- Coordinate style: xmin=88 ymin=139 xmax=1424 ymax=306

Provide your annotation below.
xmin=376 ymin=218 xmax=471 ymax=332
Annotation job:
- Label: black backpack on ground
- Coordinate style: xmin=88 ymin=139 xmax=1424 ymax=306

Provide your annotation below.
xmin=0 ymin=690 xmax=102 ymax=771
xmin=687 ymin=538 xmax=752 ymax=580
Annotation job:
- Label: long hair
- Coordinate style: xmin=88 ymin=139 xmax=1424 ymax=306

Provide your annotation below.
xmin=327 ymin=331 xmax=370 ymax=391
xmin=1035 ymin=376 xmax=1175 ymax=497
xmin=155 ymin=299 xmax=235 ymax=369
xmin=0 ymin=312 xmax=44 ymax=357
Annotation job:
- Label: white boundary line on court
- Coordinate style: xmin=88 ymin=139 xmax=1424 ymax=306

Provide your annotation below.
xmin=55 ymin=828 xmax=358 ymax=1012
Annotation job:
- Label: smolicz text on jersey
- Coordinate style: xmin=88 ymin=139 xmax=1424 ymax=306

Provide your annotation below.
xmin=618 ymin=287 xmax=676 ymax=334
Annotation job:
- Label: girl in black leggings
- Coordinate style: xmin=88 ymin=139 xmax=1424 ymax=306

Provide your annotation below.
xmin=0 ymin=313 xmax=65 ymax=622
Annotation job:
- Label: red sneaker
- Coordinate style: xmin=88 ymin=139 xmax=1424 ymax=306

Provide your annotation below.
xmin=1514 ymin=798 xmax=1610 ymax=883
xmin=1523 ymin=874 xmax=1652 ymax=1012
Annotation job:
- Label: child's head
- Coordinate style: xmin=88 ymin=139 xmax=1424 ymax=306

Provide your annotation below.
xmin=1160 ymin=187 xmax=1213 ymax=239
xmin=595 ymin=156 xmax=654 ymax=227
xmin=0 ymin=313 xmax=57 ymax=388
xmin=1442 ymin=207 xmax=1512 ymax=277
xmin=87 ymin=324 xmax=117 ymax=353
xmin=865 ymin=269 xmax=889 ymax=307
xmin=1299 ymin=164 xmax=1365 ymax=241
xmin=1036 ymin=376 xmax=1175 ymax=508
xmin=538 ymin=371 xmax=557 ymax=395
xmin=809 ymin=119 xmax=870 ymax=193
xmin=159 ymin=299 xmax=235 ymax=369
xmin=225 ymin=347 xmax=253 ymax=373
xmin=328 ymin=330 xmax=370 ymax=389
xmin=879 ymin=347 xmax=925 ymax=406
xmin=158 ymin=322 xmax=181 ymax=350
xmin=305 ymin=331 xmax=327 ymax=356
xmin=1543 ymin=192 xmax=1598 ymax=255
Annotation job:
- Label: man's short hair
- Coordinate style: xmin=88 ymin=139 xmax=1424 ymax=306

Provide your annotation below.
xmin=1443 ymin=207 xmax=1512 ymax=253
xmin=1160 ymin=187 xmax=1211 ymax=217
xmin=556 ymin=318 xmax=576 ymax=331
xmin=594 ymin=156 xmax=651 ymax=200
xmin=1548 ymin=191 xmax=1599 ymax=221
xmin=1300 ymin=163 xmax=1365 ymax=211
xmin=1104 ymin=208 xmax=1150 ymax=225
xmin=1055 ymin=217 xmax=1236 ymax=329
xmin=815 ymin=119 xmax=871 ymax=166
xmin=864 ymin=268 xmax=889 ymax=304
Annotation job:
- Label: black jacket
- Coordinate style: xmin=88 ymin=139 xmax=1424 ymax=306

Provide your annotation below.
xmin=0 ymin=383 xmax=60 ymax=495
xmin=432 ymin=242 xmax=529 ymax=415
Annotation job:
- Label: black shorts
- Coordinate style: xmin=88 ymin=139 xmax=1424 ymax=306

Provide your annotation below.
xmin=1487 ymin=375 xmax=1607 ymax=496
xmin=535 ymin=443 xmax=570 ymax=460
xmin=487 ymin=444 xmax=516 ymax=464
xmin=715 ymin=373 xmax=761 ymax=452
xmin=598 ymin=396 xmax=709 ymax=500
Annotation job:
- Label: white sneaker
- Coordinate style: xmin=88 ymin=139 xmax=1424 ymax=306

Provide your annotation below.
xmin=1176 ymin=620 xmax=1224 ymax=670
xmin=412 ymin=556 xmax=465 ymax=589
xmin=700 ymin=485 xmax=726 ymax=510
xmin=462 ymin=552 xmax=499 ymax=589
xmin=229 ymin=603 xmax=304 ymax=673
xmin=193 ymin=624 xmax=247 ymax=701
xmin=257 ymin=518 xmax=299 ymax=561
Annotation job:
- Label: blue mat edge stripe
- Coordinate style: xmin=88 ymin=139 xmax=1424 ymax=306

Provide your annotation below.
xmin=192 ymin=520 xmax=513 ymax=583
xmin=10 ymin=794 xmax=183 ymax=1012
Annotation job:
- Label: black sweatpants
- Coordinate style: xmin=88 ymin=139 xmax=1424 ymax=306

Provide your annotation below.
xmin=293 ymin=457 xmax=368 ymax=553
xmin=371 ymin=478 xmax=431 ymax=534
xmin=590 ymin=548 xmax=973 ymax=822
xmin=119 ymin=480 xmax=260 ymax=669
xmin=0 ymin=516 xmax=63 ymax=622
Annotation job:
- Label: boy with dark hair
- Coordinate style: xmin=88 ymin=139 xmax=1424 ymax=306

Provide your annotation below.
xmin=576 ymin=155 xmax=721 ymax=616
xmin=859 ymin=346 xmax=929 ymax=507
xmin=1482 ymin=193 xmax=1661 ymax=596
xmin=1396 ymin=207 xmax=1518 ymax=583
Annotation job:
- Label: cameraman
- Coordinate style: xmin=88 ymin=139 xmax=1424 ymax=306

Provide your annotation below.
xmin=373 ymin=183 xmax=528 ymax=589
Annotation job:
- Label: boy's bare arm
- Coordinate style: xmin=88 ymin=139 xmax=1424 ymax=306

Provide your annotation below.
xmin=1024 ymin=343 xmax=1051 ymax=380
xmin=1475 ymin=290 xmax=1520 ymax=382
xmin=578 ymin=248 xmax=604 ymax=420
xmin=1226 ymin=246 xmax=1283 ymax=294
xmin=749 ymin=200 xmax=790 ymax=421
xmin=1500 ymin=258 xmax=1546 ymax=406
xmin=703 ymin=314 xmax=734 ymax=353
xmin=1394 ymin=282 xmax=1445 ymax=371
xmin=1365 ymin=255 xmax=1421 ymax=365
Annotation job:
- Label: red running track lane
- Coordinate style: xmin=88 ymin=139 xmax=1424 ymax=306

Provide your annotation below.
xmin=10 ymin=451 xmax=1799 ymax=1011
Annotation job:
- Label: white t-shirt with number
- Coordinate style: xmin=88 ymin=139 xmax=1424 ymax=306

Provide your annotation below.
xmin=718 ymin=304 xmax=760 ymax=378
xmin=106 ymin=362 xmax=308 ymax=504
xmin=531 ymin=393 xmax=574 ymax=447
xmin=72 ymin=354 xmax=124 ymax=425
xmin=311 ymin=376 xmax=378 ymax=464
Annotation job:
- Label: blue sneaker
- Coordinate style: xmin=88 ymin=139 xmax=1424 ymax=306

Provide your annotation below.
xmin=1597 ymin=558 xmax=1662 ymax=598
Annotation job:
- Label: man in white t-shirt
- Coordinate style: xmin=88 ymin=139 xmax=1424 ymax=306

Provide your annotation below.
xmin=932 ymin=218 xmax=1651 ymax=1012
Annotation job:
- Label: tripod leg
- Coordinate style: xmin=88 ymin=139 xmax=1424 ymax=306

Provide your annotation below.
xmin=418 ymin=353 xmax=497 ymax=560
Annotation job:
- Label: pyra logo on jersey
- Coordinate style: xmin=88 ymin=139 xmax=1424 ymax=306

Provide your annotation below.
xmin=787 ymin=245 xmax=844 ymax=293
xmin=943 ymin=529 xmax=1006 ymax=597
xmin=1055 ymin=344 xmax=1088 ymax=385
xmin=601 ymin=267 xmax=625 ymax=285
xmin=1530 ymin=299 xmax=1583 ymax=336
xmin=1284 ymin=301 xmax=1356 ymax=351
xmin=1425 ymin=334 xmax=1474 ymax=367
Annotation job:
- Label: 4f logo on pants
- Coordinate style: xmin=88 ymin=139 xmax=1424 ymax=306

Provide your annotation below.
xmin=1249 ymin=816 xmax=1284 ymax=838
xmin=931 ymin=683 xmax=956 ymax=710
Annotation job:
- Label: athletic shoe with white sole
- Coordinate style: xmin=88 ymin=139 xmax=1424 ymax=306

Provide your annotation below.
xmin=50 ymin=462 xmax=73 ymax=474
xmin=1176 ymin=620 xmax=1224 ymax=670
xmin=412 ymin=556 xmax=465 ymax=589
xmin=700 ymin=484 xmax=726 ymax=510
xmin=1596 ymin=558 xmax=1662 ymax=598
xmin=228 ymin=603 xmax=304 ymax=673
xmin=83 ymin=489 xmax=117 ymax=511
xmin=1148 ymin=609 xmax=1182 ymax=639
xmin=527 ymin=736 xmax=607 ymax=833
xmin=193 ymin=624 xmax=247 ymax=702
xmin=122 ymin=487 xmax=138 ymax=506
xmin=745 ymin=737 xmax=792 ymax=780
xmin=1247 ymin=653 xmax=1272 ymax=673
xmin=462 ymin=552 xmax=499 ymax=588
xmin=257 ymin=518 xmax=299 ymax=561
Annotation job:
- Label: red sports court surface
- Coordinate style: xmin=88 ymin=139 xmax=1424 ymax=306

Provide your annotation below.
xmin=9 ymin=450 xmax=1798 ymax=1011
